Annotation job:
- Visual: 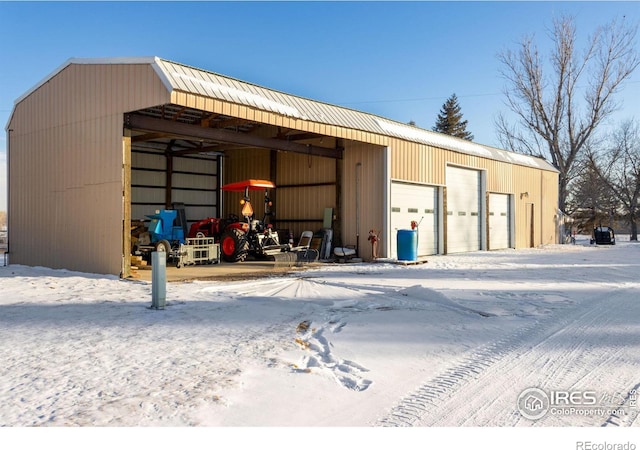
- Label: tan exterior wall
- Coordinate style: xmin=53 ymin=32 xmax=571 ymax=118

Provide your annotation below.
xmin=389 ymin=137 xmax=558 ymax=249
xmin=389 ymin=137 xmax=514 ymax=193
xmin=221 ymin=148 xmax=272 ymax=222
xmin=275 ymin=150 xmax=337 ymax=238
xmin=221 ymin=145 xmax=338 ymax=240
xmin=8 ymin=64 xmax=170 ymax=275
xmin=541 ymin=170 xmax=560 ymax=245
xmin=341 ymin=141 xmax=387 ymax=260
xmin=510 ymin=165 xmax=559 ymax=248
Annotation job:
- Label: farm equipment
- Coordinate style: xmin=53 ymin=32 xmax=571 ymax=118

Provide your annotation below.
xmin=189 ymin=179 xmax=318 ymax=263
xmin=590 ymin=225 xmax=616 ymax=245
xmin=146 ymin=209 xmax=186 ymax=254
xmin=175 ymin=236 xmax=220 ymax=268
xmin=219 ymin=179 xmax=285 ymax=262
xmin=134 ymin=205 xmax=220 ymax=268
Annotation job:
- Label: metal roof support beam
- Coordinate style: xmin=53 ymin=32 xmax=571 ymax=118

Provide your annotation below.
xmin=132 ymin=132 xmax=170 ymax=142
xmin=124 ymin=113 xmax=343 ymax=159
xmin=284 ymin=132 xmax=323 ymax=141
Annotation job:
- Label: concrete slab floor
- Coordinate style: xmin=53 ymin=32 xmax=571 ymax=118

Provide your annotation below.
xmin=129 ymin=259 xmax=322 ymax=283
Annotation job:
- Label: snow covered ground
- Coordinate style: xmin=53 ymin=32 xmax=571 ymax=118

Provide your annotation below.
xmin=1 ymin=237 xmax=639 ymax=447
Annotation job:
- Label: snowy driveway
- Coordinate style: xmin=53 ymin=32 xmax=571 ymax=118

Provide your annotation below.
xmin=1 ymin=240 xmax=639 ymax=427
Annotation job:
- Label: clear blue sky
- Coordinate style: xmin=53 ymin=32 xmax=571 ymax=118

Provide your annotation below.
xmin=1 ymin=1 xmax=639 ymax=212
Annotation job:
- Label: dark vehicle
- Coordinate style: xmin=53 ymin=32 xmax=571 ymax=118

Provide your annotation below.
xmin=590 ymin=225 xmax=616 ymax=245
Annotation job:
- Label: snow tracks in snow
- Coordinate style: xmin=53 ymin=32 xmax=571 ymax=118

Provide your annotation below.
xmin=377 ymin=285 xmax=640 ymax=427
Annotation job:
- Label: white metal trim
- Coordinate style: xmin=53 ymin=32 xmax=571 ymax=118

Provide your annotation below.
xmin=151 ymin=56 xmax=176 ymax=95
xmin=383 ymin=146 xmax=391 ymax=259
xmin=390 ymin=178 xmax=446 ymax=188
xmin=438 ymin=186 xmax=444 ymax=254
xmin=480 ymin=170 xmax=487 ymax=250
xmin=510 ymin=194 xmax=516 ymax=248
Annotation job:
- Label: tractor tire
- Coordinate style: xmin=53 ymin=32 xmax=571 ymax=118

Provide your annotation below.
xmin=221 ymin=228 xmax=249 ymax=263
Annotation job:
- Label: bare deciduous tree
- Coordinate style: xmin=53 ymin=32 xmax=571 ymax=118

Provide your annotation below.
xmin=588 ymin=120 xmax=640 ymax=241
xmin=496 ymin=15 xmax=639 ymax=213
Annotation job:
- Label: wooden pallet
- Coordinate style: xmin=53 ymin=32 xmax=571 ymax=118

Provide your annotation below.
xmin=373 ymin=257 xmax=428 ymax=266
xmin=394 ymin=258 xmax=428 ymax=266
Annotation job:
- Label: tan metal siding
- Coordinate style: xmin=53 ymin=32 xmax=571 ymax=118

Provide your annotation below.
xmin=390 ymin=138 xmax=515 ymax=193
xmin=276 ymin=150 xmax=337 ymax=238
xmin=9 ymin=114 xmax=123 ymax=274
xmin=391 ymin=139 xmax=445 ymax=185
xmin=541 ymin=170 xmax=559 ymax=245
xmin=8 ymin=64 xmax=170 ymax=275
xmin=276 ymin=146 xmax=337 ymax=185
xmin=221 ymin=148 xmax=272 ymax=221
xmin=277 ymin=185 xmax=336 ymax=237
xmin=342 ymin=141 xmax=386 ymax=260
xmin=390 ymin=137 xmax=557 ymax=250
xmin=512 ymin=165 xmax=552 ymax=248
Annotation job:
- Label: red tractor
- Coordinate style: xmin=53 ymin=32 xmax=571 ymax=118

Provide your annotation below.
xmin=188 ymin=179 xmax=290 ymax=263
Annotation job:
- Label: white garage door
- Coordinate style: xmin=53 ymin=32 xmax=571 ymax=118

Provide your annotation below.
xmin=390 ymin=182 xmax=439 ymax=258
xmin=446 ymin=166 xmax=481 ymax=253
xmin=489 ymin=193 xmax=511 ymax=250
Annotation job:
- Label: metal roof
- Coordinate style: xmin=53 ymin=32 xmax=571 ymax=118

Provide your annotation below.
xmin=152 ymin=58 xmax=557 ymax=172
xmin=9 ymin=56 xmax=558 ymax=172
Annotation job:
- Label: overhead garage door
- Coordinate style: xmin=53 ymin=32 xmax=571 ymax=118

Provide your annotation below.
xmin=446 ymin=166 xmax=482 ymax=253
xmin=489 ymin=193 xmax=511 ymax=250
xmin=390 ymin=182 xmax=439 ymax=258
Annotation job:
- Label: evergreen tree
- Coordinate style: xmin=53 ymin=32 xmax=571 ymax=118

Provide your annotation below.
xmin=433 ymin=94 xmax=474 ymax=140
